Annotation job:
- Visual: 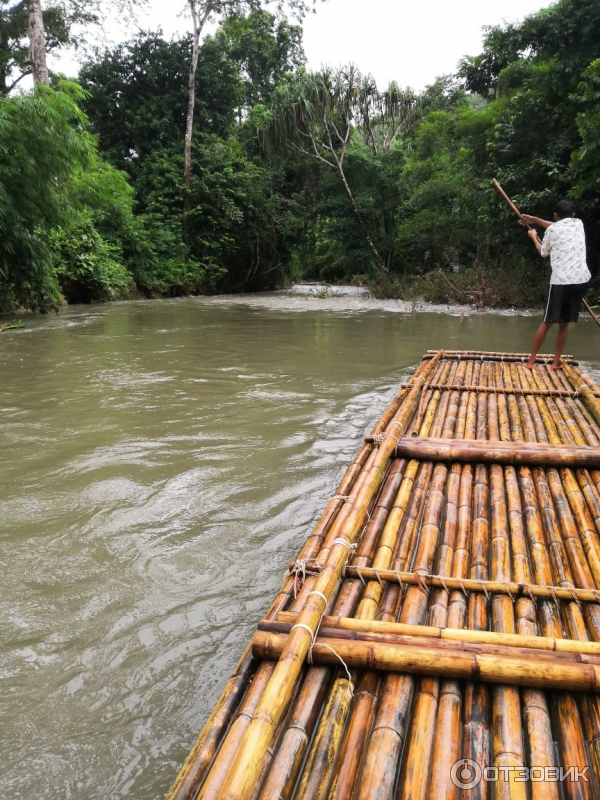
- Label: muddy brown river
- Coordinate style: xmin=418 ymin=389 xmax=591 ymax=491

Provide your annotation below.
xmin=1 ymin=291 xmax=598 ymax=799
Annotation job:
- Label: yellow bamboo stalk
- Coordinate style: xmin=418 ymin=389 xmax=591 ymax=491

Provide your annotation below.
xmin=252 ymin=631 xmax=600 ymax=691
xmin=563 ymin=361 xmax=600 ymax=429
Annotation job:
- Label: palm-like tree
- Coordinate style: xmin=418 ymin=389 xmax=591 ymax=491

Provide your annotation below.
xmin=270 ymin=65 xmax=418 ymax=272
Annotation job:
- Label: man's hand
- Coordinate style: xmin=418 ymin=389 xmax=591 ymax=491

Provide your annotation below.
xmin=528 ymin=227 xmax=543 ymax=254
xmin=520 ymin=213 xmax=554 ymax=230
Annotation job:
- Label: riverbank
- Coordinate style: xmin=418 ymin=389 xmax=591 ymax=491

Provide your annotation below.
xmin=368 ymin=266 xmax=553 ymax=308
xmin=0 ymin=284 xmax=545 ymax=329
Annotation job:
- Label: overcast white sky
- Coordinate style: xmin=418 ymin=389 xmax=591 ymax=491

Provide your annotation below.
xmin=53 ymin=0 xmax=552 ymax=90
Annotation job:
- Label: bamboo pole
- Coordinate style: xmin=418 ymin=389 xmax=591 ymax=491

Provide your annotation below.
xmin=397 ymin=383 xmax=599 ymax=398
xmin=356 ymin=396 xmax=458 ymax=800
xmin=251 ymin=631 xmax=600 ymax=692
xmin=494 ymin=365 xmax=559 ymax=800
xmin=288 ymin=565 xmax=600 ymax=605
xmin=423 ymin=353 xmax=578 ymax=364
xmin=389 ymin=396 xmax=461 ymax=800
xmin=427 ymin=387 xmax=476 ymax=800
xmin=424 ymin=349 xmax=575 ymax=360
xmin=256 ymin=464 xmax=404 ymax=800
xmin=382 ymin=436 xmax=600 ymax=469
xmin=217 ymin=353 xmax=444 ymax=800
xmin=257 ymin=620 xmax=600 ymax=665
xmin=563 ymin=361 xmax=600 ymax=430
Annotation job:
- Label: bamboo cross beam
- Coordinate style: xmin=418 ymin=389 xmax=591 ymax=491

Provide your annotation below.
xmin=423 ymin=353 xmax=578 ymax=364
xmin=361 ymin=435 xmax=600 ymax=469
xmin=259 ymin=620 xmax=600 ymax=664
xmin=272 ymin=612 xmax=600 ymax=656
xmin=252 ymin=630 xmax=600 ymax=693
xmin=396 ymin=383 xmax=600 ymax=399
xmin=424 ymin=350 xmax=573 ymax=361
xmin=286 ymin=562 xmax=600 ymax=605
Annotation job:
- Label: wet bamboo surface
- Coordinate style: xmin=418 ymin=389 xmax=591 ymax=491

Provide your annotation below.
xmin=167 ymin=351 xmax=600 ymax=800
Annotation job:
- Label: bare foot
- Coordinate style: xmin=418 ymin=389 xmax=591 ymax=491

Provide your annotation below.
xmin=525 ymin=361 xmax=536 ymax=370
xmin=551 ymin=363 xmax=563 ymax=371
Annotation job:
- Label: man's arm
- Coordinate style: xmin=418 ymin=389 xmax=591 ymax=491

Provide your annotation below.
xmin=522 ymin=214 xmax=553 ymax=229
xmin=528 ymin=228 xmax=543 ymax=254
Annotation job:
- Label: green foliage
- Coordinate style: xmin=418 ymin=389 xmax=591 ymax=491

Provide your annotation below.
xmin=50 ymin=214 xmax=134 ymax=303
xmin=0 ymin=82 xmax=94 ymax=310
xmin=4 ymin=0 xmax=600 ymax=313
xmin=0 ymin=80 xmax=141 ymax=311
xmin=571 ymin=59 xmax=600 ymax=202
xmin=217 ymin=10 xmax=305 ymax=111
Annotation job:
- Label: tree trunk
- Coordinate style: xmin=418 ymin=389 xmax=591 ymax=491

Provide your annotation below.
xmin=28 ymin=0 xmax=49 ymax=87
xmin=183 ymin=1 xmax=211 ymax=220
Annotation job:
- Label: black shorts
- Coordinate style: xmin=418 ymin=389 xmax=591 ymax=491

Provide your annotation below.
xmin=543 ymin=283 xmax=588 ymax=324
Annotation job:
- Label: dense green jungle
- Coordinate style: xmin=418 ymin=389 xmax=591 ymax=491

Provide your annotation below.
xmin=1 ymin=0 xmax=600 ymax=312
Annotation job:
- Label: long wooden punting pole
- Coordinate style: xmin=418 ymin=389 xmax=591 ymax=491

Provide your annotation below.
xmin=215 ymin=352 xmax=444 ymax=800
xmin=251 ymin=630 xmax=600 ymax=692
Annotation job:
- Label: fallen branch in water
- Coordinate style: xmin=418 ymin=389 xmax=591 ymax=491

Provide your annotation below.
xmin=0 ymin=320 xmax=25 ymax=332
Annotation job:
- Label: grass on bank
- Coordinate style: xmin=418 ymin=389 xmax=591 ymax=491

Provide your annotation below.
xmin=369 ymin=267 xmax=553 ymax=309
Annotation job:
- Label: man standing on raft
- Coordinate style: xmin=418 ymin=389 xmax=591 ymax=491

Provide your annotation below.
xmin=522 ymin=199 xmax=591 ymax=370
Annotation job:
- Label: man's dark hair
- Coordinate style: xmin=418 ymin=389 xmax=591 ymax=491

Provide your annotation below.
xmin=555 ymin=199 xmax=576 ymax=219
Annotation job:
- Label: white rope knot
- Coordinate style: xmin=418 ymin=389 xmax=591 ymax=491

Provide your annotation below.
xmin=307 ymin=590 xmax=328 ymax=608
xmin=331 ymin=539 xmax=358 ymax=558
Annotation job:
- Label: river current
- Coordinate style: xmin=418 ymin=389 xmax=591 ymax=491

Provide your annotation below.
xmin=1 ymin=289 xmax=598 ymax=799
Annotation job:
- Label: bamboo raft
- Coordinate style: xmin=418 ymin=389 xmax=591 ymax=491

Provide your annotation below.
xmin=167 ymin=349 xmax=600 ymax=800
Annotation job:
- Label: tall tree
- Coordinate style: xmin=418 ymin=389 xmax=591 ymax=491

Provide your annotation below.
xmin=182 ymin=0 xmax=319 ymax=218
xmin=270 ymin=66 xmax=416 ymax=272
xmin=0 ymin=0 xmax=144 ymax=94
xmin=27 ymin=0 xmax=48 ymax=84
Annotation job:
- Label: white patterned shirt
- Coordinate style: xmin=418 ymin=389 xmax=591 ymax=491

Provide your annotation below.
xmin=540 ymin=218 xmax=591 ymax=285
